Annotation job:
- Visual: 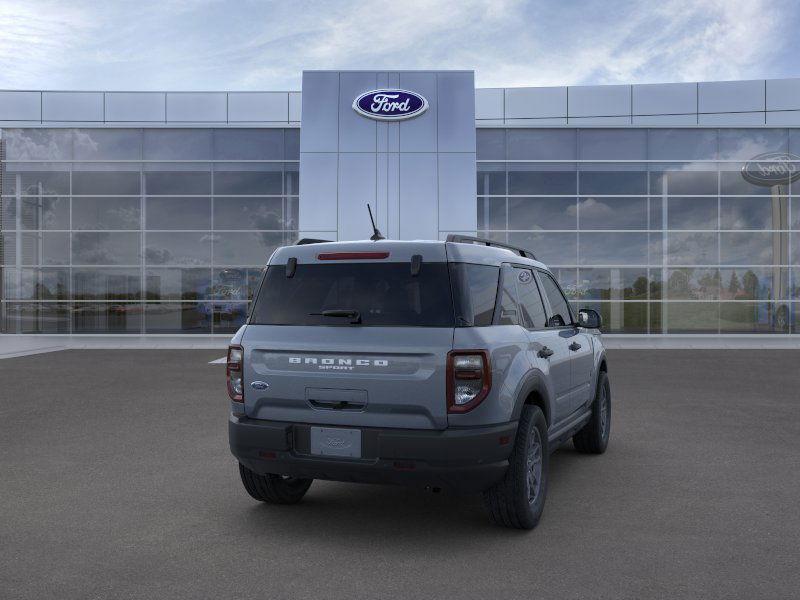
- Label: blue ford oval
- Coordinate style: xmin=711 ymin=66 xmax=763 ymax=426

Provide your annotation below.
xmin=352 ymin=89 xmax=428 ymax=121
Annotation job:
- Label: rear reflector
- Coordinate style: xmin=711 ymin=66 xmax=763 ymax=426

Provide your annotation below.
xmin=393 ymin=461 xmax=416 ymax=471
xmin=318 ymin=252 xmax=390 ymax=260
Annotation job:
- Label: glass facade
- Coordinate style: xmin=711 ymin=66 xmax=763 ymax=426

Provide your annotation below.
xmin=1 ymin=125 xmax=799 ymax=335
xmin=0 ymin=128 xmax=299 ymax=334
xmin=477 ymin=128 xmax=800 ymax=334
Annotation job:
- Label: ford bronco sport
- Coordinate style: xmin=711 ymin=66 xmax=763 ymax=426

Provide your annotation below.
xmin=228 ymin=235 xmax=610 ymax=529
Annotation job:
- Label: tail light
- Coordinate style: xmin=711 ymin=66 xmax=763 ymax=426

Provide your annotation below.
xmin=227 ymin=344 xmax=244 ymax=402
xmin=447 ymin=350 xmax=491 ymax=413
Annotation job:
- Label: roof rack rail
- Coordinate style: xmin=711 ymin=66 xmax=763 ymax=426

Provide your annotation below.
xmin=296 ymin=238 xmax=333 ymax=245
xmin=446 ymin=234 xmax=536 ymax=260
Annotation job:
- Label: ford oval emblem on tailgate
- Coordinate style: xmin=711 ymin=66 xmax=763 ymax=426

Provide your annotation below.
xmin=251 ymin=381 xmax=269 ymax=390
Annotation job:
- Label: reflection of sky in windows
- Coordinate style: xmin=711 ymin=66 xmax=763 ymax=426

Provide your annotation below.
xmin=3 ymin=127 xmax=799 ymax=335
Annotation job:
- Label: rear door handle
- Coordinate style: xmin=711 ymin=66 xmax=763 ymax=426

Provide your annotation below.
xmin=569 ymin=342 xmax=582 ymax=351
xmin=538 ymin=346 xmax=554 ymax=359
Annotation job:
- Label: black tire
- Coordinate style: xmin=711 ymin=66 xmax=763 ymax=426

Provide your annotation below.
xmin=573 ymin=371 xmax=611 ymax=454
xmin=483 ymin=405 xmax=549 ymax=530
xmin=238 ymin=463 xmax=312 ymax=504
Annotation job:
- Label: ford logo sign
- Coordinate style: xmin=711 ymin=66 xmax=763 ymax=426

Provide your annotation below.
xmin=741 ymin=152 xmax=800 ymax=187
xmin=352 ymin=89 xmax=428 ymax=121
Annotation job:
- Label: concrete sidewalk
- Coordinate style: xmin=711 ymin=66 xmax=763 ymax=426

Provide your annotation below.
xmin=3 ymin=333 xmax=800 ymax=359
xmin=0 ymin=335 xmax=231 ymax=359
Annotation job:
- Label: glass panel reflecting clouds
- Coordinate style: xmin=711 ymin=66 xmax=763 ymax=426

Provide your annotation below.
xmin=477 ymin=197 xmax=506 ymax=230
xmin=144 ymin=303 xmax=211 ymax=334
xmin=666 ymin=268 xmax=720 ymax=300
xmin=20 ymin=196 xmax=69 ymax=230
xmin=145 ymin=268 xmax=212 ymax=301
xmin=145 ymin=232 xmax=212 ymax=266
xmin=72 ymin=197 xmax=140 ymax=230
xmin=213 ymin=169 xmax=282 ymax=195
xmin=71 ymin=232 xmax=140 ymax=265
xmin=145 ymin=197 xmax=211 ymax=230
xmin=579 ymin=233 xmax=649 ymax=265
xmin=1 ymin=127 xmax=298 ymax=333
xmin=72 ymin=171 xmax=140 ymax=195
xmin=144 ymin=170 xmax=210 ymax=195
xmin=720 ymin=232 xmax=777 ymax=265
xmin=212 ymin=232 xmax=283 ymax=266
xmin=72 ymin=268 xmax=141 ymax=300
xmin=720 ymin=197 xmax=785 ymax=230
xmin=508 ymin=197 xmax=576 ymax=230
xmin=667 ymin=197 xmax=718 ymax=230
xmin=508 ymin=168 xmax=576 ymax=195
xmin=578 ymin=197 xmax=647 ymax=230
xmin=666 ymin=232 xmax=718 ymax=265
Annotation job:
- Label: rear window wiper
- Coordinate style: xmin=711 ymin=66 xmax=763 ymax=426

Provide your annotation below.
xmin=309 ymin=309 xmax=362 ymax=324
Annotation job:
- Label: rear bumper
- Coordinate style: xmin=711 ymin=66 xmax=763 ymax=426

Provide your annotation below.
xmin=229 ymin=414 xmax=517 ymax=493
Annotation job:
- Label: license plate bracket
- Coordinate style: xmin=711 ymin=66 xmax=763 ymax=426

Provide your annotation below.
xmin=310 ymin=427 xmax=362 ymax=458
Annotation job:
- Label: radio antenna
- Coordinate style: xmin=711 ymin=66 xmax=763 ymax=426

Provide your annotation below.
xmin=367 ymin=204 xmax=385 ymax=241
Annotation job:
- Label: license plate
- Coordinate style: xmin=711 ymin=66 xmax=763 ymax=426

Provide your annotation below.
xmin=310 ymin=427 xmax=362 ymax=458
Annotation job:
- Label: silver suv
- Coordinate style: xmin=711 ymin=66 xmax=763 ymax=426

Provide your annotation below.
xmin=228 ymin=235 xmax=610 ymax=529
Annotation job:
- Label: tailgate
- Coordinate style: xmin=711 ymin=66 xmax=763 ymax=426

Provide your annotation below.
xmin=242 ymin=325 xmax=453 ymax=430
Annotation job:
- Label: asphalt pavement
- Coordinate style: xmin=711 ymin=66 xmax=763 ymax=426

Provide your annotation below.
xmin=1 ymin=349 xmax=798 ymax=599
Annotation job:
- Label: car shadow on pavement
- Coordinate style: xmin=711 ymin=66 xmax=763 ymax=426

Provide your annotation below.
xmin=235 ymin=448 xmax=586 ymax=541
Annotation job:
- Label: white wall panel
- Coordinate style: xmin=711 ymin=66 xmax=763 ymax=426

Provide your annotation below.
xmin=166 ymin=92 xmax=226 ymax=122
xmin=42 ymin=92 xmax=103 ymax=121
xmin=698 ymin=80 xmax=764 ymax=113
xmin=289 ymin=92 xmax=302 ymax=122
xmin=505 ymin=86 xmax=567 ymax=119
xmin=632 ymin=114 xmax=697 ymax=125
xmin=0 ymin=91 xmax=41 ymax=121
xmin=437 ymin=71 xmax=476 ymax=153
xmin=633 ymin=82 xmax=696 ymax=115
xmin=698 ymin=112 xmax=765 ymax=125
xmin=337 ymin=153 xmax=377 ymax=241
xmin=504 ymin=118 xmax=568 ymax=126
xmin=766 ymin=79 xmax=800 ymax=111
xmin=569 ymin=85 xmax=631 ymax=117
xmin=475 ymin=88 xmax=503 ymax=120
xmin=300 ymin=72 xmax=338 ymax=152
xmin=228 ymin=92 xmax=288 ymax=122
xmin=438 ymin=153 xmax=477 ymax=232
xmin=399 ymin=153 xmax=438 ymax=240
xmin=338 ymin=72 xmax=377 ymax=153
xmin=398 ymin=72 xmax=437 ymax=153
xmin=105 ymin=92 xmax=165 ymax=122
xmin=765 ymin=111 xmax=800 ymax=126
xmin=298 ymin=153 xmax=338 ymax=231
xmin=569 ymin=116 xmax=631 ymax=125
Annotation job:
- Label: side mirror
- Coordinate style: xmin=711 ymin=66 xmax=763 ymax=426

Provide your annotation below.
xmin=578 ymin=308 xmax=602 ymax=329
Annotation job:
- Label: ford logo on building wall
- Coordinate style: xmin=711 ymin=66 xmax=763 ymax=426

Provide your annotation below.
xmin=352 ymin=89 xmax=428 ymax=121
xmin=741 ymin=152 xmax=800 ymax=187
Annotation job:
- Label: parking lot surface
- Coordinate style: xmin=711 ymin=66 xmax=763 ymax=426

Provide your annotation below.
xmin=1 ymin=349 xmax=799 ymax=599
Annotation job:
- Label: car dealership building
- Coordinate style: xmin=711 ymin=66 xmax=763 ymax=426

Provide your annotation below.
xmin=1 ymin=70 xmax=799 ymax=338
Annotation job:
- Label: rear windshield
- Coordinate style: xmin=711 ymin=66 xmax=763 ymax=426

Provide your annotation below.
xmin=250 ymin=262 xmax=454 ymax=327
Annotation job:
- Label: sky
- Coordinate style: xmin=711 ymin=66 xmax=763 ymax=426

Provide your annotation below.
xmin=0 ymin=0 xmax=798 ymax=91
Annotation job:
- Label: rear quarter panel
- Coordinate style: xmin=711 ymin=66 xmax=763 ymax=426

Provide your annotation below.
xmin=449 ymin=325 xmax=532 ymax=427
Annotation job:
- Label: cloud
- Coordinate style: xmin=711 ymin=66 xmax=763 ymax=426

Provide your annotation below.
xmin=0 ymin=0 xmax=796 ymax=90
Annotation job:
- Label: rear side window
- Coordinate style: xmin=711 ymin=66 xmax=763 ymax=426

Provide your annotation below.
xmin=497 ymin=265 xmax=519 ymax=325
xmin=449 ymin=263 xmax=499 ymax=326
xmin=250 ymin=262 xmax=454 ymax=327
xmin=538 ymin=272 xmax=572 ymax=327
xmin=514 ymin=268 xmax=547 ymax=329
